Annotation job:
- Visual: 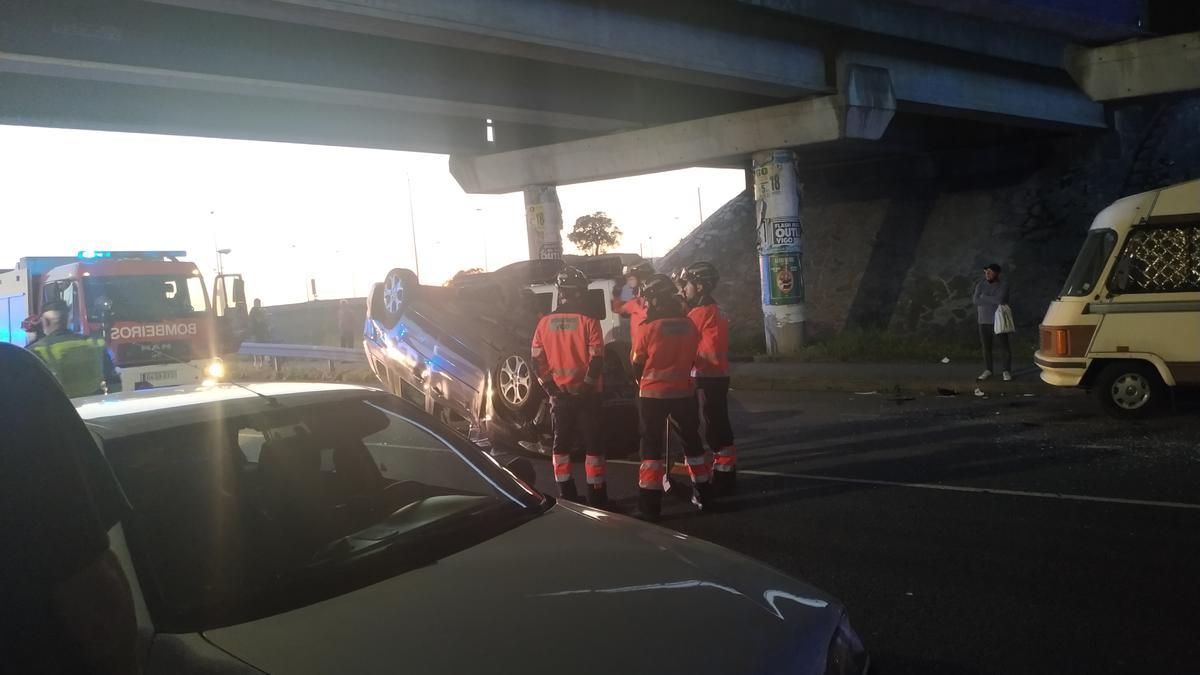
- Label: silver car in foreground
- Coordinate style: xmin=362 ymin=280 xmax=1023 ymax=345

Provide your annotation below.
xmin=76 ymin=382 xmax=869 ymax=674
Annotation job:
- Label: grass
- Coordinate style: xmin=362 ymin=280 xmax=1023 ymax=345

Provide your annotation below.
xmin=735 ymin=328 xmax=1036 ymax=364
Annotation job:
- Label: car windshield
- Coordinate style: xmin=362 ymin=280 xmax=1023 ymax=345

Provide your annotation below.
xmin=95 ymin=394 xmax=543 ymax=631
xmin=84 ymin=274 xmax=208 ymax=322
xmin=1059 ymin=229 xmax=1118 ymax=297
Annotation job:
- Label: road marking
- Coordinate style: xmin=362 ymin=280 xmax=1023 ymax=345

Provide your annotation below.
xmin=609 ymin=460 xmax=1200 ymax=511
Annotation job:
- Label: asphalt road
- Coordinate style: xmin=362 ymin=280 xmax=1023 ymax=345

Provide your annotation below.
xmin=530 ymin=387 xmax=1200 ymax=674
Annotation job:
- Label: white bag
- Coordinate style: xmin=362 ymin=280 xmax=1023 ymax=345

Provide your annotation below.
xmin=993 ymin=304 xmax=1015 ymax=335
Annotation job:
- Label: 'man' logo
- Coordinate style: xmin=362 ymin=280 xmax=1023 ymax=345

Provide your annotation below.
xmin=110 ymin=322 xmax=199 ymax=341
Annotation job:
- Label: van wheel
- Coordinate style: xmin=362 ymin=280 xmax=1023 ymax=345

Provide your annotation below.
xmin=1094 ymin=362 xmax=1164 ymax=419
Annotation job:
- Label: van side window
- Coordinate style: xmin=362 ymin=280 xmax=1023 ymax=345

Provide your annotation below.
xmin=1110 ymin=224 xmax=1200 ymax=294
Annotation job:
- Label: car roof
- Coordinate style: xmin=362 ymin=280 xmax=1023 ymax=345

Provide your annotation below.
xmin=75 ymin=382 xmax=384 ymax=438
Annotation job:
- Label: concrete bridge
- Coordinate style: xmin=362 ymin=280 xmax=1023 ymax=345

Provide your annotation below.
xmin=3 ymin=0 xmax=1197 ymax=351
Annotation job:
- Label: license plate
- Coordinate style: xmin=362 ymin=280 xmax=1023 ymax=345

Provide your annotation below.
xmin=142 ymin=370 xmax=178 ymax=383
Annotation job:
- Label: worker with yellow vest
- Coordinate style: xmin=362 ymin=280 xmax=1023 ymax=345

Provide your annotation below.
xmin=27 ymin=301 xmax=120 ymax=398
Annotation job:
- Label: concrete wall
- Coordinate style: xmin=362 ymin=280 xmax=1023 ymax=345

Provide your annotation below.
xmin=660 ymin=95 xmax=1200 ymax=350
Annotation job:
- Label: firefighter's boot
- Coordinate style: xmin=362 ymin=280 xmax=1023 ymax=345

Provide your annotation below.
xmin=691 ymin=482 xmax=715 ymax=512
xmin=635 ymin=488 xmax=662 ymax=522
xmin=713 ymin=468 xmax=737 ymax=495
xmin=587 ymin=484 xmax=608 ymax=509
xmin=558 ymin=480 xmax=580 ymax=502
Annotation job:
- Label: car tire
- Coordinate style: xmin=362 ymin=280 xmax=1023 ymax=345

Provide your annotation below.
xmin=495 ymin=351 xmax=542 ymax=417
xmin=1094 ymin=361 xmax=1165 ymax=419
xmin=377 ymin=268 xmax=420 ymax=328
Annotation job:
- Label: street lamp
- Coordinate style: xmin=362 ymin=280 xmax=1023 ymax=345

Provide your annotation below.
xmin=216 ymin=248 xmax=231 ymax=275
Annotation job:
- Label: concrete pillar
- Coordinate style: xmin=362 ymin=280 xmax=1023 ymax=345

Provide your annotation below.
xmin=523 ymin=185 xmax=563 ymax=260
xmin=752 ymin=149 xmax=805 ymax=354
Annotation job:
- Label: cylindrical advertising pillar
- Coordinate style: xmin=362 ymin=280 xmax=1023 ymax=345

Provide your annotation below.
xmin=752 ymin=149 xmax=805 ymax=354
xmin=523 ymin=185 xmax=564 ymax=260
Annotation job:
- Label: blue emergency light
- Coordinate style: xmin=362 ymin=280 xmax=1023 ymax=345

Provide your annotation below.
xmin=77 ymin=250 xmax=187 ymax=260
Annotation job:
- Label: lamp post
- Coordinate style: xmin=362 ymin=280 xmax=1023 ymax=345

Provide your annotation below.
xmin=216 ymin=248 xmax=231 ymax=276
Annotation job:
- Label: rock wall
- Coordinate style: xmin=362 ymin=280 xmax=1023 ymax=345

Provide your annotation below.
xmin=660 ymin=95 xmax=1200 ymax=349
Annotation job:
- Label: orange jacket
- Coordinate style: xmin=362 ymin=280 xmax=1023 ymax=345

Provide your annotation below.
xmin=631 ymin=315 xmax=699 ymax=399
xmin=531 ymin=310 xmax=604 ymax=393
xmin=687 ymin=302 xmax=730 ymax=377
xmin=614 ymin=296 xmax=648 ymax=344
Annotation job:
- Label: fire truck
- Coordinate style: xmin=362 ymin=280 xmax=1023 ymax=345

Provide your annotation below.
xmin=0 ymin=250 xmax=247 ymax=391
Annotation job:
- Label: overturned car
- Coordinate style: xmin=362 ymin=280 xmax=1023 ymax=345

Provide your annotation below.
xmin=364 ymin=257 xmax=640 ymax=456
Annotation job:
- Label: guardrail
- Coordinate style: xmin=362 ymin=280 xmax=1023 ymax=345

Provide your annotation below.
xmin=238 ymin=342 xmax=367 ymax=373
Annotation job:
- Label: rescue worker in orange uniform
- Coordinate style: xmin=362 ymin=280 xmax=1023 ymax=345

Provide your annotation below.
xmin=612 ymin=261 xmax=655 ymax=352
xmin=680 ymin=262 xmax=737 ymax=493
xmin=531 ymin=267 xmax=609 ymax=507
xmin=630 ymin=274 xmax=710 ymax=520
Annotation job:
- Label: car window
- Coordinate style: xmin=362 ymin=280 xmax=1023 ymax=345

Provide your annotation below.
xmin=581 ymin=288 xmax=607 ymax=321
xmin=99 ymin=395 xmax=541 ymax=632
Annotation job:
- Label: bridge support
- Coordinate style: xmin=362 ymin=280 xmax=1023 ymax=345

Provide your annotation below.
xmin=753 ymin=149 xmax=805 ymax=354
xmin=523 ymin=185 xmax=564 ymax=260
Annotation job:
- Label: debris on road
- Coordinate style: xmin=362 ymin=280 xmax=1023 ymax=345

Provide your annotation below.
xmin=937 ymin=387 xmax=959 ymax=397
xmin=940 ymin=357 xmax=951 ymax=364
xmin=974 ymin=388 xmax=986 ymax=397
xmin=854 ymin=390 xmax=879 ymax=395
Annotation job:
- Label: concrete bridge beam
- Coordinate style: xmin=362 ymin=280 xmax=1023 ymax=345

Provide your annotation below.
xmin=450 ymin=65 xmax=896 ymax=195
xmin=1066 ymin=31 xmax=1200 ymax=101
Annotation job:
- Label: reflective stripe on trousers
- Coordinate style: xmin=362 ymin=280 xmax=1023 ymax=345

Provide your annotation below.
xmin=552 ymin=453 xmax=571 ymax=482
xmin=685 ymin=451 xmax=712 ymax=484
xmin=714 ymin=445 xmax=737 ymax=472
xmin=585 ymin=454 xmax=606 ymax=486
xmin=639 ymin=459 xmax=665 ymax=490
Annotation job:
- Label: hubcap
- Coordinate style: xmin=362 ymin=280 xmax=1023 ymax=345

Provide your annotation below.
xmin=1110 ymin=373 xmax=1151 ymax=410
xmin=384 ymin=273 xmax=405 ymax=314
xmin=499 ymin=355 xmax=533 ymax=407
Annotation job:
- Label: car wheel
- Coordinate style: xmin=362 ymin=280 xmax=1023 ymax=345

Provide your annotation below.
xmin=1094 ymin=361 xmax=1165 ymax=419
xmin=496 ymin=352 xmax=542 ymax=416
xmin=379 ymin=268 xmax=420 ymax=327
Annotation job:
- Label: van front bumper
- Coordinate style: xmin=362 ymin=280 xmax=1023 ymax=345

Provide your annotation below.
xmin=1035 ymin=352 xmax=1088 ymax=387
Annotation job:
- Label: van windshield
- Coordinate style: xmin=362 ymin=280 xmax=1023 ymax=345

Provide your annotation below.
xmin=1060 ymin=229 xmax=1118 ymax=297
xmin=84 ymin=274 xmax=208 ymax=322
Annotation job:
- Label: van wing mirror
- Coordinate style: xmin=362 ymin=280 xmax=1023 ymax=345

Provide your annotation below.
xmin=1109 ymin=258 xmax=1132 ymax=296
xmin=231 ymin=277 xmax=248 ymax=320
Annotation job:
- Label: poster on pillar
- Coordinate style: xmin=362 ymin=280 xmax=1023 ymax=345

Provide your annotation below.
xmin=526 ymin=202 xmax=546 ymax=256
xmin=761 ymin=252 xmax=803 ymax=305
xmin=769 ymin=219 xmax=802 ymax=247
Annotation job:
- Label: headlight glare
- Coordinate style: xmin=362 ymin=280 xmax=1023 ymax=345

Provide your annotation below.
xmin=205 ymin=359 xmax=227 ymax=380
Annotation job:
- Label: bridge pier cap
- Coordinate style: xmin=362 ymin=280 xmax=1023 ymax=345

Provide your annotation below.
xmin=753 ymin=148 xmax=804 ymax=355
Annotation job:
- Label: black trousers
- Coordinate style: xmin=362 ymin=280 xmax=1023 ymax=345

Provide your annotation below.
xmin=551 ymin=394 xmax=601 ymax=458
xmin=696 ymin=377 xmax=734 ymax=451
xmin=639 ymin=396 xmax=704 ymax=463
xmin=979 ymin=324 xmax=1012 ymax=373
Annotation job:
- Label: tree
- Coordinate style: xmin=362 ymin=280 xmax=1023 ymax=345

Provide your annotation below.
xmin=568 ymin=211 xmax=622 ymax=256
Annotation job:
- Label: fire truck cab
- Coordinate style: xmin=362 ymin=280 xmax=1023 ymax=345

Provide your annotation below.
xmin=0 ymin=250 xmax=247 ymax=392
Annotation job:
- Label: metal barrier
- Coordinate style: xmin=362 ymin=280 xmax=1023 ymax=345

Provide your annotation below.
xmin=238 ymin=342 xmax=367 ymax=374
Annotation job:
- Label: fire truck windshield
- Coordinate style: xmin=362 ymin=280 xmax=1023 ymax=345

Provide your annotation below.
xmin=84 ymin=275 xmax=209 ymax=322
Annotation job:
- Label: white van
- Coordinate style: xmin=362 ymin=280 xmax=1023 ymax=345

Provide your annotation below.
xmin=1036 ymin=179 xmax=1200 ymax=418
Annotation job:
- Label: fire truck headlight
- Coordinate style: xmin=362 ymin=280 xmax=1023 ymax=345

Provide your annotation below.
xmin=205 ymin=359 xmax=227 ymax=380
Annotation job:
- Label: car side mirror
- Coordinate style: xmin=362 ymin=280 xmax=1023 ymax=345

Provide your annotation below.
xmin=503 ymin=456 xmax=537 ymax=487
